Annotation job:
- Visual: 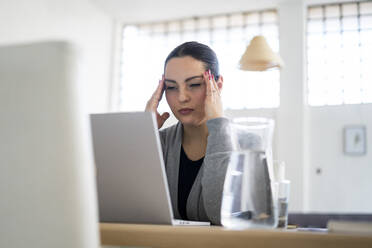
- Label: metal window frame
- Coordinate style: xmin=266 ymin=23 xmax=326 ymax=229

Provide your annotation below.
xmin=306 ymin=0 xmax=372 ymax=106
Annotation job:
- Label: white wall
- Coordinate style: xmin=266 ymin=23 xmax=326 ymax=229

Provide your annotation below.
xmin=0 ymin=0 xmax=113 ymax=113
xmin=307 ymin=104 xmax=372 ymax=213
xmin=277 ymin=0 xmax=307 ymax=211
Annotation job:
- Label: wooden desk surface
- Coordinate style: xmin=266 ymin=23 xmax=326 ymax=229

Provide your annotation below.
xmin=100 ymin=223 xmax=372 ymax=248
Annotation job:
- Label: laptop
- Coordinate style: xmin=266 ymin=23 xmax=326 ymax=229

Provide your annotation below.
xmin=90 ymin=112 xmax=210 ymax=225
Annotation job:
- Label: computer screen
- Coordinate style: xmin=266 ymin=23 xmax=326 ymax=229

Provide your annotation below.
xmin=0 ymin=41 xmax=100 ymax=248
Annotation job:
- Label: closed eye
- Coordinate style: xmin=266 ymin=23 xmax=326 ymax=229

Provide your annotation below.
xmin=190 ymin=83 xmax=201 ymax=87
xmin=165 ymin=86 xmax=176 ymax=90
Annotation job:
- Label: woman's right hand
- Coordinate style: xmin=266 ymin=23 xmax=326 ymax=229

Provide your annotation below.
xmin=145 ymin=77 xmax=170 ymax=129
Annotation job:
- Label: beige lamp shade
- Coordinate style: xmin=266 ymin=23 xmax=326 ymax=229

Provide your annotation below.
xmin=239 ymin=35 xmax=284 ymax=71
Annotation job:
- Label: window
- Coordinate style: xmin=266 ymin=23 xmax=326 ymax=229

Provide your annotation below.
xmin=118 ymin=10 xmax=280 ymax=112
xmin=307 ymin=1 xmax=372 ymax=106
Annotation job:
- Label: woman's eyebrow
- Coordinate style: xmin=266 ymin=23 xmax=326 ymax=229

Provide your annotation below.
xmin=185 ymin=75 xmax=203 ymax=82
xmin=164 ymin=75 xmax=204 ymax=84
xmin=164 ymin=79 xmax=177 ymax=84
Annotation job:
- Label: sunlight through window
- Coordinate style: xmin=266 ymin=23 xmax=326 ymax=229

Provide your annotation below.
xmin=119 ymin=10 xmax=280 ymax=112
xmin=307 ymin=1 xmax=372 ymax=106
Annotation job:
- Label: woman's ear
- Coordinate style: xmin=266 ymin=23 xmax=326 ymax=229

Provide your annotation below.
xmin=217 ymin=75 xmax=224 ymax=90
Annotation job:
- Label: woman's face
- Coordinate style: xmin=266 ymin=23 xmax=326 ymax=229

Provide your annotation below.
xmin=164 ymin=56 xmax=207 ymax=126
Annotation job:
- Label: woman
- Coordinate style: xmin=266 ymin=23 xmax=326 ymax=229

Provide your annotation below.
xmin=145 ymin=41 xmax=233 ymax=225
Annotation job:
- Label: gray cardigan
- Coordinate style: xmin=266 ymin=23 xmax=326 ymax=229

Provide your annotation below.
xmin=159 ymin=117 xmax=233 ymax=225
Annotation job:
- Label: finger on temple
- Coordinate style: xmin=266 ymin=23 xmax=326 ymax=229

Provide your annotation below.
xmin=159 ymin=79 xmax=165 ymax=92
xmin=210 ymin=73 xmax=218 ymax=92
xmin=161 ymin=77 xmax=166 ymax=94
xmin=204 ymin=70 xmax=211 ymax=95
xmin=151 ymin=80 xmax=161 ymax=97
xmin=214 ymin=80 xmax=220 ymax=92
xmin=154 ymin=79 xmax=164 ymax=100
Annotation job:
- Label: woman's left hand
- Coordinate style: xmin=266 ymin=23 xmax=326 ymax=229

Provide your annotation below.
xmin=203 ymin=70 xmax=223 ymax=121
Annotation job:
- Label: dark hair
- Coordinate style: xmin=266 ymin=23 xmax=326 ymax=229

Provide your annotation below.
xmin=164 ymin=41 xmax=220 ymax=79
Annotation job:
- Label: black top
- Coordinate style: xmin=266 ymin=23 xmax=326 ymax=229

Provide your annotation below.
xmin=177 ymin=146 xmax=204 ymax=220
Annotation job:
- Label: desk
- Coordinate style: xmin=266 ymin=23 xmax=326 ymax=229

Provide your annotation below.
xmin=100 ymin=223 xmax=372 ymax=248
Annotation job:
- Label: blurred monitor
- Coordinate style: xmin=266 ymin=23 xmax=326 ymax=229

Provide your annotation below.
xmin=0 ymin=41 xmax=99 ymax=248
